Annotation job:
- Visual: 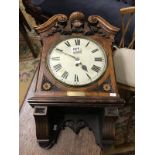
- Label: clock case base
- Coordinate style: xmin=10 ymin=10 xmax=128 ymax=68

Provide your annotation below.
xmin=33 ymin=105 xmax=120 ymax=149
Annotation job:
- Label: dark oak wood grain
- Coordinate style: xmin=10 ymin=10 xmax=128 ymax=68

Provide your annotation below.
xmin=27 ymin=12 xmax=124 ymax=150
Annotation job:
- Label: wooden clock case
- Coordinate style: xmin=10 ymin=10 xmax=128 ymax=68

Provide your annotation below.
xmin=28 ymin=12 xmax=124 ymax=149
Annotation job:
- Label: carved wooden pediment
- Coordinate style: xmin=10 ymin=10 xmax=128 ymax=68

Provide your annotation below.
xmin=34 ymin=12 xmax=119 ymax=42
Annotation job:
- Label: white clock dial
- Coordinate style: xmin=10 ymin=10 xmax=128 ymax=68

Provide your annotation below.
xmin=47 ymin=37 xmax=107 ymax=86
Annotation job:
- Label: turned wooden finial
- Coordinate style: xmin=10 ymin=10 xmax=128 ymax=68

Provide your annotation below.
xmin=69 ymin=12 xmax=85 ymax=28
xmin=69 ymin=11 xmax=85 ymax=22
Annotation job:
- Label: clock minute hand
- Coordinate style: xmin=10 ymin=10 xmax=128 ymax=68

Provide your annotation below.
xmin=58 ymin=51 xmax=88 ymax=72
xmin=57 ymin=50 xmax=79 ymax=61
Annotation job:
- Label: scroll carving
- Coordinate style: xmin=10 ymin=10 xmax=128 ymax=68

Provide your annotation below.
xmin=35 ymin=11 xmax=119 ymax=41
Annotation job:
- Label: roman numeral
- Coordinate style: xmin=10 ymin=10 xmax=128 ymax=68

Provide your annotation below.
xmin=56 ymin=48 xmax=63 ymax=52
xmin=51 ymin=57 xmax=60 ymax=61
xmin=61 ymin=71 xmax=69 ymax=79
xmin=85 ymin=41 xmax=90 ymax=47
xmin=91 ymin=48 xmax=99 ymax=53
xmin=75 ymin=38 xmax=80 ymax=45
xmin=94 ymin=57 xmax=103 ymax=61
xmin=64 ymin=41 xmax=71 ymax=47
xmin=86 ymin=73 xmax=92 ymax=80
xmin=74 ymin=74 xmax=79 ymax=82
xmin=91 ymin=65 xmax=101 ymax=73
xmin=53 ymin=64 xmax=62 ymax=72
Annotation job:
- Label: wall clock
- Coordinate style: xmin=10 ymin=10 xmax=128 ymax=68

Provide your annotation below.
xmin=28 ymin=12 xmax=124 ymax=149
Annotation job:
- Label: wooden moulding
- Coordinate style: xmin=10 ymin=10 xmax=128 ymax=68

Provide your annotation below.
xmin=28 ymin=96 xmax=125 ymax=107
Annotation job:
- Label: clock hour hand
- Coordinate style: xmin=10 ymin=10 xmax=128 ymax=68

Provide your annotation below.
xmin=81 ymin=64 xmax=88 ymax=72
xmin=75 ymin=61 xmax=88 ymax=72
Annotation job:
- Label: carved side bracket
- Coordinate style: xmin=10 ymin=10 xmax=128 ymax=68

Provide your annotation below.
xmin=33 ymin=106 xmax=51 ymax=148
xmin=102 ymin=107 xmax=119 ymax=146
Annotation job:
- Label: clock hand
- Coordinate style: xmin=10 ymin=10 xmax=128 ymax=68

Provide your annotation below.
xmin=75 ymin=61 xmax=88 ymax=72
xmin=57 ymin=50 xmax=79 ymax=61
xmin=57 ymin=51 xmax=87 ymax=72
xmin=81 ymin=64 xmax=88 ymax=72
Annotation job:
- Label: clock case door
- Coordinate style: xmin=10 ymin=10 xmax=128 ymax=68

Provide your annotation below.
xmin=28 ymin=12 xmax=124 ymax=107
